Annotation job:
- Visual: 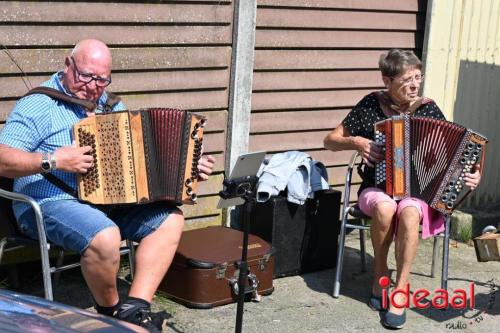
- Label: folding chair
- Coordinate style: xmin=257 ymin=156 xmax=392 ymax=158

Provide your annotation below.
xmin=333 ymin=152 xmax=452 ymax=298
xmin=0 ymin=177 xmax=136 ymax=301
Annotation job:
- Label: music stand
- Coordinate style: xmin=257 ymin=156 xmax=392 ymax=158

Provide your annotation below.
xmin=218 ymin=151 xmax=266 ymax=333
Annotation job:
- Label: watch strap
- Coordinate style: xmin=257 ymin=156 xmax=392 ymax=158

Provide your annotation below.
xmin=50 ymin=153 xmax=57 ymax=171
xmin=41 ymin=152 xmax=51 ymax=173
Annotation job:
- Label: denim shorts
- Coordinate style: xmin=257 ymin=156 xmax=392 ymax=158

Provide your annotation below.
xmin=17 ymin=199 xmax=178 ymax=254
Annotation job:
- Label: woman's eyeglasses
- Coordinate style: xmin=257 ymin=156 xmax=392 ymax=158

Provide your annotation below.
xmin=70 ymin=56 xmax=112 ymax=87
xmin=391 ymin=74 xmax=424 ymax=86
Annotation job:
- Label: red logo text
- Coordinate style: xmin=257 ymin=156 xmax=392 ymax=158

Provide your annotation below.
xmin=379 ymin=276 xmax=475 ymax=309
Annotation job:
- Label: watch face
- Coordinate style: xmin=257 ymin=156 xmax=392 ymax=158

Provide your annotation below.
xmin=41 ymin=160 xmax=51 ymax=171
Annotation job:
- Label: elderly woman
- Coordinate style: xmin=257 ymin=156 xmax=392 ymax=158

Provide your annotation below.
xmin=323 ymin=49 xmax=482 ymax=329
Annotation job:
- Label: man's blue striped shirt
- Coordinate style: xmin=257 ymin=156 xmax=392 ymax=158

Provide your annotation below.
xmin=0 ymin=72 xmax=125 ymax=219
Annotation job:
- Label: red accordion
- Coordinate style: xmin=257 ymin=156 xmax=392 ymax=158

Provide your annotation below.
xmin=74 ymin=108 xmax=205 ymax=205
xmin=374 ymin=116 xmax=487 ymax=214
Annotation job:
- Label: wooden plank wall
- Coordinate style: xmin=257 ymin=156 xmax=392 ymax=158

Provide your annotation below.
xmin=250 ymin=0 xmax=427 ymax=206
xmin=0 ymin=0 xmax=233 ymax=229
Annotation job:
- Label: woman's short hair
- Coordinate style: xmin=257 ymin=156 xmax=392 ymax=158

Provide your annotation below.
xmin=378 ymin=49 xmax=422 ymax=78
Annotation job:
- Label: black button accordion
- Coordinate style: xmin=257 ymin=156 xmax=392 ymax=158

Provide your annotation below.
xmin=374 ymin=116 xmax=487 ymax=214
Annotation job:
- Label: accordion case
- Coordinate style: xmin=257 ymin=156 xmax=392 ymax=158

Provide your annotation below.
xmin=73 ymin=108 xmax=205 ymax=205
xmin=158 ymin=226 xmax=274 ymax=308
xmin=374 ymin=116 xmax=487 ymax=214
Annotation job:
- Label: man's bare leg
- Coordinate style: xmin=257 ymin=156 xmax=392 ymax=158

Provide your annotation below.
xmin=80 ymin=227 xmax=122 ymax=307
xmin=128 ymin=209 xmax=184 ymax=302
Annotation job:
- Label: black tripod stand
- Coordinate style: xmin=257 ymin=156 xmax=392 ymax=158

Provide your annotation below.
xmin=219 ymin=175 xmax=258 ymax=333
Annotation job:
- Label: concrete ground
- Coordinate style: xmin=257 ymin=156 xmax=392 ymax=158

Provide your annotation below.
xmin=17 ymin=231 xmax=499 ymax=333
xmin=156 ymin=232 xmax=499 ymax=333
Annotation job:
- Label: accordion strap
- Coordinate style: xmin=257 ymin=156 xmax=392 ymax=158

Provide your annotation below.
xmin=23 ymin=87 xmax=121 ymax=113
xmin=374 ymin=91 xmax=434 ymax=118
xmin=42 ymin=173 xmax=78 ymax=198
xmin=405 ymin=98 xmax=425 ymax=114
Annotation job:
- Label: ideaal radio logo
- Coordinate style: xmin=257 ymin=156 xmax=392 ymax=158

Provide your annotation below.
xmin=445 ymin=279 xmax=498 ymax=330
xmin=378 ymin=277 xmax=498 ymax=329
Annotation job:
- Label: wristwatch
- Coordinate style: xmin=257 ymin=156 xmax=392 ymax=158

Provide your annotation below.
xmin=40 ymin=152 xmax=52 ymax=173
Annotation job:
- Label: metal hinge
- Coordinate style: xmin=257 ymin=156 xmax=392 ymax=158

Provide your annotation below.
xmin=258 ymin=253 xmax=271 ymax=271
xmin=216 ymin=262 xmax=228 ymax=279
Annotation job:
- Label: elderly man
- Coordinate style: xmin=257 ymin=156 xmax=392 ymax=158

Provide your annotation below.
xmin=0 ymin=39 xmax=214 ymax=332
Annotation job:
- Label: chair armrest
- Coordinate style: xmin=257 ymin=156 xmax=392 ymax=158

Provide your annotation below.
xmin=0 ymin=188 xmax=49 ymax=249
xmin=347 ymin=151 xmax=361 ymax=170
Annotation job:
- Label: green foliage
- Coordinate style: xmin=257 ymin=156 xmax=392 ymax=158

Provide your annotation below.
xmin=152 ymin=292 xmax=179 ymax=314
xmin=457 ymin=223 xmax=472 ymax=243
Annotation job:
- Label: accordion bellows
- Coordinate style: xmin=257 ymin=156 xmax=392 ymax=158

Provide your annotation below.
xmin=73 ymin=108 xmax=205 ymax=205
xmin=374 ymin=116 xmax=487 ymax=214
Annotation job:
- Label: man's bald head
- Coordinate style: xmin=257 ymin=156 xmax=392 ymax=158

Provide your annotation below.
xmin=71 ymin=39 xmax=112 ymax=67
xmin=63 ymin=39 xmax=113 ymax=103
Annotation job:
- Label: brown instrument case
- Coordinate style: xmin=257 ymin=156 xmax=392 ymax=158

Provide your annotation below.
xmin=158 ymin=226 xmax=274 ymax=308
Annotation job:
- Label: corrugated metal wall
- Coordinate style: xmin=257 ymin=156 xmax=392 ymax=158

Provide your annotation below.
xmin=251 ymin=0 xmax=428 ymax=204
xmin=0 ymin=0 xmax=233 ymax=229
xmin=423 ymin=0 xmax=500 ymax=207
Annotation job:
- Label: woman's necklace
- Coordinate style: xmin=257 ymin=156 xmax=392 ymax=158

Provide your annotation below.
xmin=375 ymin=91 xmax=428 ymax=118
xmin=376 ymin=92 xmax=406 ymax=117
xmin=382 ymin=92 xmax=410 ymax=113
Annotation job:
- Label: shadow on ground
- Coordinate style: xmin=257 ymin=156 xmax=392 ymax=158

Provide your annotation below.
xmin=301 ymin=245 xmax=374 ymax=305
xmin=0 ymin=260 xmax=133 ymax=309
xmin=299 ymin=235 xmax=500 ymax=329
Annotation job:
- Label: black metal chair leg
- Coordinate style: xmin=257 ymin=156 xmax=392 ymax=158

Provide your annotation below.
xmin=126 ymin=239 xmax=135 ymax=279
xmin=359 ymin=227 xmax=367 ymax=272
xmin=431 ymin=236 xmax=440 ymax=278
xmin=441 ymin=214 xmax=451 ymax=291
xmin=52 ymin=248 xmax=65 ymax=287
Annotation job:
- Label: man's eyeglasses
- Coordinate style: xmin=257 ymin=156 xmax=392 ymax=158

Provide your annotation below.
xmin=391 ymin=74 xmax=424 ymax=86
xmin=70 ymin=56 xmax=112 ymax=87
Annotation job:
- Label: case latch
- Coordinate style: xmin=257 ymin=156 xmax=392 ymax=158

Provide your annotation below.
xmin=258 ymin=253 xmax=271 ymax=271
xmin=229 ymin=272 xmax=261 ymax=302
xmin=216 ymin=262 xmax=228 ymax=279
